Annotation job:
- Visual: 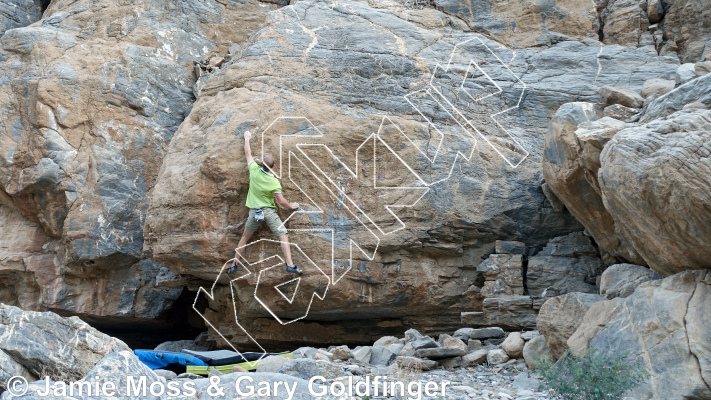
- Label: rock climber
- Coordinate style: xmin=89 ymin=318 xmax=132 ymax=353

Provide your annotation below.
xmin=228 ymin=130 xmax=302 ymax=275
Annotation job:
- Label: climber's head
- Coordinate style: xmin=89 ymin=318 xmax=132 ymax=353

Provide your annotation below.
xmin=262 ymin=155 xmax=275 ymax=170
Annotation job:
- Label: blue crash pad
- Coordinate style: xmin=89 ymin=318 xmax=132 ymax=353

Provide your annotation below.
xmin=134 ymin=350 xmax=208 ymax=370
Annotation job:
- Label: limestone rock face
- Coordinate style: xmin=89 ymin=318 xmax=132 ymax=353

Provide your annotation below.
xmin=0 ymin=0 xmax=278 ymax=329
xmin=661 ymin=0 xmax=711 ymax=62
xmin=0 ymin=0 xmax=693 ymax=349
xmin=536 ymin=292 xmax=604 ymax=358
xmin=432 ymin=0 xmax=600 ymax=48
xmin=588 ymin=270 xmax=711 ymax=400
xmin=143 ymin=0 xmax=680 ymax=347
xmin=0 ymin=304 xmax=130 ymax=381
xmin=599 ymin=109 xmax=711 ymax=276
xmin=0 ymin=0 xmax=43 ymax=36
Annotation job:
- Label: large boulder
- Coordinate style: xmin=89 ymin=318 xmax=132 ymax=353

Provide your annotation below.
xmin=588 ymin=270 xmax=711 ymax=400
xmin=0 ymin=304 xmax=129 ymax=381
xmin=566 ymin=297 xmax=625 ymax=354
xmin=599 ymin=109 xmax=711 ymax=276
xmin=0 ymin=0 xmax=277 ymax=329
xmin=146 ymin=0 xmax=679 ymax=347
xmin=542 ymin=102 xmax=645 ymax=265
xmin=502 ymin=332 xmax=525 ymax=359
xmin=599 ymin=263 xmax=662 ymax=299
xmin=522 ymin=335 xmax=555 ymax=369
xmin=536 ymin=292 xmax=605 ymax=358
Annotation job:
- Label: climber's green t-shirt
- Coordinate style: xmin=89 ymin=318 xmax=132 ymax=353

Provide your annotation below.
xmin=245 ymin=160 xmax=282 ymax=209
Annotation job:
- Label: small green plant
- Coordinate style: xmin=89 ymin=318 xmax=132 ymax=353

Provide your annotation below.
xmin=538 ymin=350 xmax=649 ymax=400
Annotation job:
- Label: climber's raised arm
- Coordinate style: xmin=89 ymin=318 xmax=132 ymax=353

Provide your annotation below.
xmin=244 ymin=130 xmax=254 ymax=163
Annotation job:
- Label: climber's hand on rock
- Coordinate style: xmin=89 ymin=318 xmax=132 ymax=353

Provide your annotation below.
xmin=244 ymin=130 xmax=252 ymax=141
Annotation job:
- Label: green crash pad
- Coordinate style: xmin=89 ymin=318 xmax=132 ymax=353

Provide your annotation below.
xmin=185 ymin=352 xmax=294 ymax=375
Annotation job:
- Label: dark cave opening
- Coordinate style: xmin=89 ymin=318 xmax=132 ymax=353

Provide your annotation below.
xmin=38 ymin=0 xmax=52 ymax=15
xmin=80 ymin=288 xmax=208 ymax=350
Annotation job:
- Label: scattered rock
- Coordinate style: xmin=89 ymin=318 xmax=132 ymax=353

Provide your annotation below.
xmin=599 ymin=263 xmax=662 ymax=299
xmin=153 ymin=369 xmax=177 ymax=380
xmin=520 ymin=331 xmax=540 ymax=341
xmin=369 ymin=346 xmax=397 ymax=366
xmin=437 ymin=333 xmax=452 ymax=346
xmin=154 ymin=340 xmax=207 ymax=353
xmin=467 ymin=327 xmax=506 ymax=340
xmin=683 ymin=102 xmax=709 ymax=109
xmin=397 ymin=343 xmax=416 ymax=357
xmin=351 ymin=346 xmax=371 ymax=363
xmin=439 ymin=356 xmax=462 ymax=369
xmin=395 ymin=356 xmax=438 ymax=371
xmin=443 ymin=337 xmax=467 ymax=353
xmin=177 ymin=373 xmax=201 ymax=379
xmin=675 ymin=63 xmax=697 ymax=84
xmin=522 ymin=335 xmax=555 ymax=369
xmin=411 ymin=337 xmax=439 ymax=350
xmin=640 ymin=78 xmax=676 ymax=98
xmin=643 ymin=73 xmax=711 ymax=121
xmin=600 ymin=86 xmax=644 ymax=108
xmin=331 ymin=345 xmax=352 ymax=361
xmin=276 ymin=358 xmax=344 ymax=380
xmin=467 ymin=339 xmax=483 ymax=352
xmin=404 ymin=329 xmax=424 ymax=343
xmin=511 ymin=372 xmax=541 ymax=391
xmin=603 ymin=104 xmax=638 ymax=121
xmin=502 ymin=332 xmax=525 ymax=359
xmin=415 ymin=347 xmax=466 ymax=360
xmin=373 ymin=336 xmax=399 ymax=347
xmin=537 ymin=293 xmax=605 ymax=358
xmin=85 ymin=351 xmax=161 ymax=398
xmin=462 ymin=349 xmax=489 ymax=366
xmin=313 ymin=350 xmax=333 ymax=362
xmin=695 ymin=61 xmax=711 ymax=76
xmin=487 ymin=349 xmax=510 ymax=365
xmin=293 ymin=347 xmax=318 ymax=359
xmin=256 ymin=355 xmax=290 ymax=373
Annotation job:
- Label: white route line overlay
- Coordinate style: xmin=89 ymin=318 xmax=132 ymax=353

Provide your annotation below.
xmin=195 ymin=36 xmax=530 ymax=357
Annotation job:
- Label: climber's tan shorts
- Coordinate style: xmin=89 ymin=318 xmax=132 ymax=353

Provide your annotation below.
xmin=244 ymin=208 xmax=287 ymax=237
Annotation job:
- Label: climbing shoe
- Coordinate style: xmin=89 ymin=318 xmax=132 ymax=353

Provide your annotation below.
xmin=286 ymin=264 xmax=303 ymax=275
xmin=228 ymin=262 xmax=238 ymax=274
